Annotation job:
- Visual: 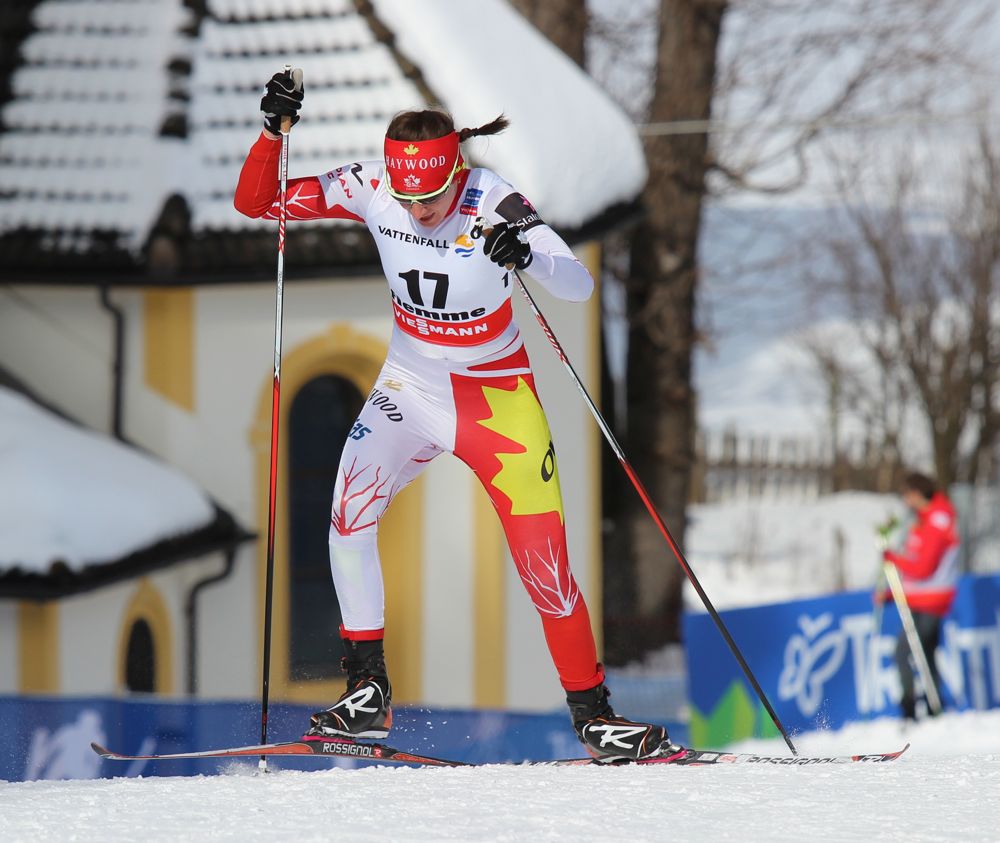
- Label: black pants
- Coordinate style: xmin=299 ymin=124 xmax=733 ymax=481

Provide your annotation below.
xmin=894 ymin=610 xmax=943 ymax=720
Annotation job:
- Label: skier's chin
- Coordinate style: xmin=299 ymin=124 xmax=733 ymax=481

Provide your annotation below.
xmin=413 ymin=212 xmax=441 ymax=228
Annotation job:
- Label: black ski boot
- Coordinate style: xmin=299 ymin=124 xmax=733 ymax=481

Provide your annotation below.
xmin=306 ymin=638 xmax=392 ymax=739
xmin=567 ymin=683 xmax=674 ymax=761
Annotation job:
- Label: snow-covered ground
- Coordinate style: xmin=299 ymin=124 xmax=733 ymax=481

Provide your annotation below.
xmin=2 ymin=711 xmax=998 ymax=842
xmin=684 ymin=488 xmax=999 ymax=613
xmin=685 ymin=491 xmax=904 ymax=611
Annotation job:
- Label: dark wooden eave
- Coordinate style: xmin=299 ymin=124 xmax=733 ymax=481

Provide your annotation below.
xmin=1 ymin=198 xmax=642 ymax=287
xmin=0 ymin=505 xmax=255 ymax=601
xmin=0 ymin=368 xmax=255 ymax=600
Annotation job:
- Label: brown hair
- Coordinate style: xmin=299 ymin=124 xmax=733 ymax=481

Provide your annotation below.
xmin=902 ymin=472 xmax=937 ymax=501
xmin=386 ymin=109 xmax=509 ymax=143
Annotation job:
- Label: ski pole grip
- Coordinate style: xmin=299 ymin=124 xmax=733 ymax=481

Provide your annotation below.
xmin=470 ymin=221 xmax=517 ymax=271
xmin=280 ymin=65 xmax=304 ymax=135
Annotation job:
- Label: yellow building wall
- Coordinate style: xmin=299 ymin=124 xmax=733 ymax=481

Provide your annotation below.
xmin=18 ymin=602 xmax=59 ymax=693
xmin=8 ymin=246 xmax=602 ymax=708
xmin=144 ymin=288 xmax=195 ymax=412
xmin=251 ymin=323 xmax=424 ymax=705
xmin=117 ymin=578 xmax=175 ymax=694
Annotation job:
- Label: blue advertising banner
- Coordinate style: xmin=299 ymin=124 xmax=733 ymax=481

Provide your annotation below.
xmin=0 ymin=698 xmax=593 ymax=782
xmin=683 ymin=573 xmax=1000 ymax=746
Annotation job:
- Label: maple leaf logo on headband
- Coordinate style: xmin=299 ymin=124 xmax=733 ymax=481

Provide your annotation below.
xmin=403 ymin=175 xmax=422 ymax=190
xmin=403 ymin=144 xmax=419 ymax=155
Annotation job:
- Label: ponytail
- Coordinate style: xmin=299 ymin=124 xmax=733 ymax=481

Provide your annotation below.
xmin=387 ymin=109 xmax=510 ymax=144
xmin=458 ymin=114 xmax=509 ymax=142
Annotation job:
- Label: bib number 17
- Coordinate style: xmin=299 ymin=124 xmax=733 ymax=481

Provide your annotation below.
xmin=399 ymin=269 xmax=449 ymax=309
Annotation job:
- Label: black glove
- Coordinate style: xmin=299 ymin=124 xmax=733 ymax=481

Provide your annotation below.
xmin=483 ymin=222 xmax=533 ymax=270
xmin=260 ymin=68 xmax=304 ymax=135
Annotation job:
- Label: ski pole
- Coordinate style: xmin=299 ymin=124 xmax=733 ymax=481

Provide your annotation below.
xmin=881 ymin=558 xmax=944 ymax=715
xmin=867 ymin=517 xmax=896 ymax=718
xmin=875 ymin=529 xmax=943 ymax=716
xmin=259 ymin=65 xmax=303 ymax=773
xmin=513 ymin=270 xmax=798 ymax=755
xmin=868 ymin=567 xmax=886 ymax=719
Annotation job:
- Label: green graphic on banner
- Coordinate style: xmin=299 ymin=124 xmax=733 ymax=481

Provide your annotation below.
xmin=689 ymin=680 xmax=782 ymax=747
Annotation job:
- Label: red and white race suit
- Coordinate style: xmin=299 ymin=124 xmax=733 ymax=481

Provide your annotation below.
xmin=235 ymin=133 xmax=603 ymax=691
xmin=884 ymin=492 xmax=960 ymax=617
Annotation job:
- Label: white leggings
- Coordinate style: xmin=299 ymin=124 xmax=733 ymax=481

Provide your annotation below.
xmin=327 ymin=335 xmax=602 ymax=690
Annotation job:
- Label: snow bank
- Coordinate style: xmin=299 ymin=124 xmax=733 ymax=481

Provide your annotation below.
xmin=685 ymin=491 xmax=905 ymax=611
xmin=0 ymin=387 xmax=214 ymax=574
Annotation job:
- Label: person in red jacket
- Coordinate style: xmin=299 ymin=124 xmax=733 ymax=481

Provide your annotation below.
xmin=882 ymin=472 xmax=959 ymax=720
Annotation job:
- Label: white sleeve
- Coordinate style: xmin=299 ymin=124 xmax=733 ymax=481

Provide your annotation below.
xmin=483 ymin=181 xmax=594 ymax=303
xmin=521 ymin=225 xmax=594 ymax=302
xmin=316 ymin=160 xmax=382 ymax=221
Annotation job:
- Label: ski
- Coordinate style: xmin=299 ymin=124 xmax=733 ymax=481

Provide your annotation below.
xmin=91 ymin=737 xmax=461 ymax=767
xmin=92 ymin=737 xmax=909 ymax=767
xmin=655 ymin=743 xmax=909 ymax=766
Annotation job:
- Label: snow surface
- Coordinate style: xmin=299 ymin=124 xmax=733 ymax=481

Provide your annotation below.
xmin=0 ymin=387 xmax=215 ymax=574
xmin=2 ymin=711 xmax=999 ymax=842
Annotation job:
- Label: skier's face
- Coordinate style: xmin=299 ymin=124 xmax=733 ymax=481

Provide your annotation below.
xmin=902 ymin=488 xmax=928 ymax=513
xmin=396 ymin=182 xmax=457 ymax=228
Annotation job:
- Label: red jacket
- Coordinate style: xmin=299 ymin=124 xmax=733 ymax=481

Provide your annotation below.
xmin=884 ymin=492 xmax=959 ymax=616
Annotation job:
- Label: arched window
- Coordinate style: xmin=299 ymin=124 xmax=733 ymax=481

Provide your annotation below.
xmin=125 ymin=619 xmax=155 ymax=693
xmin=288 ymin=374 xmax=365 ymax=680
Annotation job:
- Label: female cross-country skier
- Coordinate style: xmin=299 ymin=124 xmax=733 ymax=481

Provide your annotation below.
xmin=235 ymin=69 xmax=672 ymax=760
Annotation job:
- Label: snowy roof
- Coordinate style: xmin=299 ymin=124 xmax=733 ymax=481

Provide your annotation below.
xmin=0 ymin=383 xmax=250 ymax=599
xmin=0 ymin=0 xmax=645 ymax=281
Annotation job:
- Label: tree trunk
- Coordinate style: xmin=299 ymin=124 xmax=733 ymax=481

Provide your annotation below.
xmin=507 ymin=0 xmax=630 ymax=659
xmin=616 ymin=0 xmax=726 ymax=656
xmin=507 ymin=0 xmax=587 ymax=65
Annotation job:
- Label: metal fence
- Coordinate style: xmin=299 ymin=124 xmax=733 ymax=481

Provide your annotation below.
xmin=954 ymin=484 xmax=1000 ymax=576
xmin=691 ymin=427 xmax=905 ymax=503
xmin=689 ymin=428 xmax=999 ymax=575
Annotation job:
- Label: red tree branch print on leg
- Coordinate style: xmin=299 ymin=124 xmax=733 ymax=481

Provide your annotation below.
xmin=514 ymin=537 xmax=580 ymax=618
xmin=332 ymin=457 xmax=391 ymax=536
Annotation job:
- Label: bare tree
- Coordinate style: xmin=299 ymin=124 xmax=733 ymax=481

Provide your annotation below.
xmin=511 ymin=0 xmax=996 ymax=658
xmin=597 ymin=0 xmax=995 ymax=656
xmin=807 ymin=130 xmax=1000 ymax=487
xmin=613 ymin=0 xmax=725 ymax=655
xmin=801 ymin=326 xmax=912 ymax=493
xmin=517 ymin=0 xmax=725 ymax=659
